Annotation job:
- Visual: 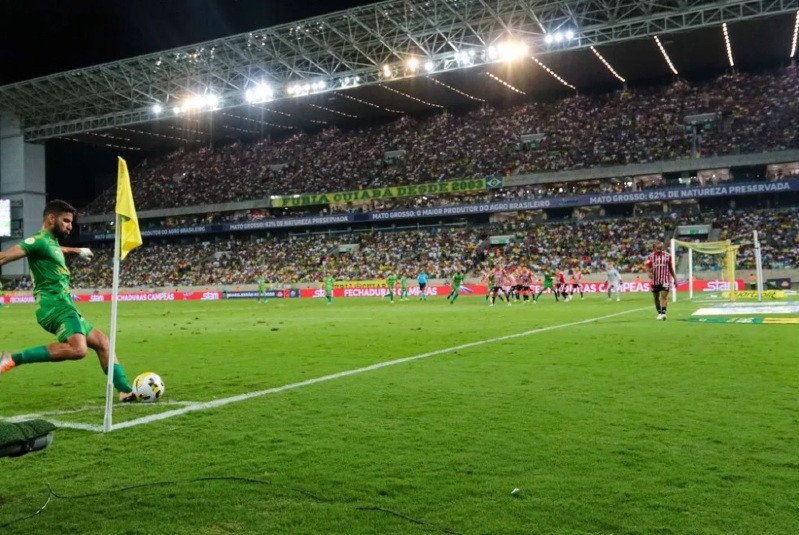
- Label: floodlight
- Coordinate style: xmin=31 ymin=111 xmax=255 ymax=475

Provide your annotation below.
xmin=151 ymin=104 xmax=163 ymax=114
xmin=425 ymin=60 xmax=435 ymax=72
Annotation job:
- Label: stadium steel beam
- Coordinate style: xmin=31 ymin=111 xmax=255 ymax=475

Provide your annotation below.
xmin=1 ymin=0 xmax=798 ymax=141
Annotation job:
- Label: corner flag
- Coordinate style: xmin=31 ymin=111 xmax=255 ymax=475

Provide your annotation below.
xmin=104 ymin=157 xmax=142 ymax=431
xmin=116 ymin=157 xmax=142 ymax=260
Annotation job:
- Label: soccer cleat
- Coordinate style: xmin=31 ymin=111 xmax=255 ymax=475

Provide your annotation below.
xmin=656 ymin=314 xmax=664 ymax=320
xmin=661 ymin=315 xmax=667 ymax=321
xmin=616 ymin=298 xmax=621 ymax=302
xmin=0 ymin=352 xmax=16 ymax=374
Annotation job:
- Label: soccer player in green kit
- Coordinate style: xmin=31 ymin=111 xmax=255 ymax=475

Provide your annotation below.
xmin=323 ymin=274 xmax=334 ymax=304
xmin=534 ymin=268 xmax=559 ymax=302
xmin=386 ymin=273 xmax=397 ymax=303
xmin=446 ymin=271 xmax=464 ymax=304
xmin=0 ymin=200 xmax=138 ymax=401
xmin=399 ymin=275 xmax=409 ymax=301
xmin=257 ymin=277 xmax=268 ymax=303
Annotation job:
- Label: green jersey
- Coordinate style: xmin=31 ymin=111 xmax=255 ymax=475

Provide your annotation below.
xmin=324 ymin=276 xmax=334 ymax=293
xmin=387 ymin=275 xmax=397 ymax=287
xmin=257 ymin=278 xmax=266 ymax=290
xmin=400 ymin=277 xmax=407 ymax=290
xmin=19 ymin=230 xmax=71 ymax=303
xmin=452 ymin=273 xmax=463 ymax=287
xmin=543 ymin=270 xmax=554 ymax=284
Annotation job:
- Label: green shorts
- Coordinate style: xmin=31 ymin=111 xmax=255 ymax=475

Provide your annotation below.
xmin=542 ymin=280 xmax=554 ymax=290
xmin=36 ymin=301 xmax=94 ymax=342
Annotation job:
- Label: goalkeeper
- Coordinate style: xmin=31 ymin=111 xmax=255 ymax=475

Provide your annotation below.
xmin=0 ymin=200 xmax=137 ymax=402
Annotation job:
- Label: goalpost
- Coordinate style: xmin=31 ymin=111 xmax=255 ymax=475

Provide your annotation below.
xmin=670 ymin=233 xmax=763 ymax=303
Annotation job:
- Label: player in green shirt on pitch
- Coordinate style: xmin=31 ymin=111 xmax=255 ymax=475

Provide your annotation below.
xmin=534 ymin=269 xmax=559 ymax=302
xmin=399 ymin=275 xmax=409 ymax=301
xmin=257 ymin=277 xmax=268 ymax=303
xmin=386 ymin=274 xmax=397 ymax=303
xmin=446 ymin=272 xmax=464 ymax=304
xmin=0 ymin=200 xmax=138 ymax=401
xmin=323 ymin=275 xmax=334 ymax=304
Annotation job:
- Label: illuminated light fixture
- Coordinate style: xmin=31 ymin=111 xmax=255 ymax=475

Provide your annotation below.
xmin=173 ymin=106 xmax=182 ymax=115
xmin=485 ymin=71 xmax=526 ymax=95
xmin=309 ymin=103 xmax=358 ymax=118
xmin=544 ymin=34 xmax=554 ymax=45
xmin=722 ymin=23 xmax=735 ymax=67
xmin=590 ymin=46 xmax=626 ymax=83
xmin=204 ymin=94 xmax=220 ymax=110
xmin=496 ymin=41 xmax=530 ymax=62
xmin=151 ymin=103 xmax=163 ymax=114
xmin=406 ymin=57 xmax=420 ymax=72
xmin=791 ymin=10 xmax=799 ymax=58
xmin=311 ymin=80 xmax=327 ymax=91
xmin=531 ymin=57 xmax=576 ymax=90
xmin=487 ymin=45 xmax=498 ymax=60
xmin=245 ymin=83 xmax=274 ymax=103
xmin=426 ymin=76 xmax=485 ymax=102
xmin=383 ymin=64 xmax=393 ymax=77
xmin=379 ymin=83 xmax=444 ymax=109
xmin=565 ymin=29 xmax=575 ymax=40
xmin=454 ymin=50 xmax=473 ymax=65
xmin=554 ymin=32 xmax=564 ymax=42
xmin=653 ymin=35 xmax=679 ymax=75
xmin=424 ymin=60 xmax=435 ymax=72
xmin=336 ymin=91 xmax=403 ymax=114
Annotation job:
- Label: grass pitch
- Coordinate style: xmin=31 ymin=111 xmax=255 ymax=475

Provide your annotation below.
xmin=1 ymin=294 xmax=797 ymax=534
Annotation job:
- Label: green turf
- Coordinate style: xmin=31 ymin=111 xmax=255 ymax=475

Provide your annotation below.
xmin=1 ymin=294 xmax=797 ymax=534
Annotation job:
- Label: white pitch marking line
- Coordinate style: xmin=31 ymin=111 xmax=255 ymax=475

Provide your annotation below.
xmin=106 ymin=306 xmax=649 ymax=432
xmin=0 ymin=400 xmax=196 ymax=422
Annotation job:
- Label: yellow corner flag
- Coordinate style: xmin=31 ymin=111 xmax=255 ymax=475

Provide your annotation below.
xmin=116 ymin=156 xmax=142 ymax=260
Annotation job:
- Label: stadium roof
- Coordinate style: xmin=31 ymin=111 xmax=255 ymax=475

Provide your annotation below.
xmin=0 ymin=0 xmax=798 ymax=151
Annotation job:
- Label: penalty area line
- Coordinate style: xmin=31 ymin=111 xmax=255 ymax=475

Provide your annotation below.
xmin=106 ymin=306 xmax=649 ymax=432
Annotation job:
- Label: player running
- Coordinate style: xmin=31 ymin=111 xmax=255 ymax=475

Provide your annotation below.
xmin=517 ymin=268 xmax=534 ymax=304
xmin=645 ymin=241 xmax=676 ymax=320
xmin=417 ymin=270 xmax=428 ymax=301
xmin=0 ymin=200 xmax=138 ymax=402
xmin=556 ymin=269 xmax=568 ymax=301
xmin=606 ymin=265 xmax=622 ymax=301
xmin=257 ymin=277 xmax=268 ymax=303
xmin=386 ymin=273 xmax=397 ymax=304
xmin=446 ymin=271 xmax=464 ymax=304
xmin=571 ymin=268 xmax=584 ymax=299
xmin=323 ymin=274 xmax=334 ymax=305
xmin=490 ymin=266 xmax=512 ymax=306
xmin=399 ymin=275 xmax=409 ymax=301
xmin=534 ymin=268 xmax=559 ymax=302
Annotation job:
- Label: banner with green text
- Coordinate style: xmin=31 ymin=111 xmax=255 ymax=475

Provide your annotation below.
xmin=271 ymin=177 xmax=498 ymax=208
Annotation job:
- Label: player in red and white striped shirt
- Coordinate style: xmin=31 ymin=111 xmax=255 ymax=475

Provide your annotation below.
xmin=644 ymin=241 xmax=676 ymax=320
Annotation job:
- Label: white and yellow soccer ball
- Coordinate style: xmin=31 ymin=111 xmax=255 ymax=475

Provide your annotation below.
xmin=132 ymin=372 xmax=165 ymax=403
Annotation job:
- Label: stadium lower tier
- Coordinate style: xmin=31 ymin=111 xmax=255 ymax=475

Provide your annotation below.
xmin=41 ymin=207 xmax=794 ymax=290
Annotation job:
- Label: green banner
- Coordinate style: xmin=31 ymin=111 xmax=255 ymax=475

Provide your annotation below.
xmin=270 ymin=178 xmax=491 ymax=208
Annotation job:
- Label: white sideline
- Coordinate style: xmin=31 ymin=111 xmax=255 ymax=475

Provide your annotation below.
xmin=1 ymin=306 xmax=647 ymax=433
xmin=109 ymin=306 xmax=648 ymax=431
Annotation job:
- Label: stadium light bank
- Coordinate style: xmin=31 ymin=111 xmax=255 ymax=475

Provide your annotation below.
xmin=149 ymin=32 xmax=578 ymax=117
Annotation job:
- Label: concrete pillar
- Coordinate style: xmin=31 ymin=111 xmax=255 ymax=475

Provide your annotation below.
xmin=1 ymin=113 xmax=46 ymax=276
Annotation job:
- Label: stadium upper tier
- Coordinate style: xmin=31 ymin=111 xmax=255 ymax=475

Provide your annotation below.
xmin=45 ymin=207 xmax=795 ymax=290
xmin=83 ymin=67 xmax=799 ymax=215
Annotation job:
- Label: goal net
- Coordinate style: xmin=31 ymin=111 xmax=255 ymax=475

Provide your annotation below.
xmin=670 ymin=239 xmax=743 ymax=302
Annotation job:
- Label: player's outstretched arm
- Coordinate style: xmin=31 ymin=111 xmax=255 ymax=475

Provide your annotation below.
xmin=0 ymin=245 xmax=26 ymax=267
xmin=61 ymin=247 xmax=93 ymax=259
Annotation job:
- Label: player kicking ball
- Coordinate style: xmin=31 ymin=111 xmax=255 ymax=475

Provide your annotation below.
xmin=0 ymin=200 xmax=138 ymax=402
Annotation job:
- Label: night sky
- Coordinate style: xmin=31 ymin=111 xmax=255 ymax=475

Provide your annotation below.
xmin=0 ymin=0 xmax=373 ymax=207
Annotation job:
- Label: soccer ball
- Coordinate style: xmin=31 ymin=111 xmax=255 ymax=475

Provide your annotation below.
xmin=132 ymin=372 xmax=165 ymax=403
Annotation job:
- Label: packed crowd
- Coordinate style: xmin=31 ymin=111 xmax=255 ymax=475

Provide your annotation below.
xmin=24 ymin=207 xmax=785 ymax=291
xmin=83 ymin=67 xmax=799 ymax=214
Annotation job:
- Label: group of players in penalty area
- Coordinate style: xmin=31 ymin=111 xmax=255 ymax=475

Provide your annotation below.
xmin=0 ymin=200 xmax=678 ymax=402
xmin=314 ymin=250 xmax=673 ymax=317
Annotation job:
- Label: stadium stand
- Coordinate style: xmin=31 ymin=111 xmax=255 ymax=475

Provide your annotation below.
xmin=82 ymin=67 xmax=799 ymax=214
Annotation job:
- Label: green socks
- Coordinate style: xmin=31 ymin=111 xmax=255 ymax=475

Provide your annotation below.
xmin=12 ymin=345 xmax=52 ymax=364
xmin=101 ymin=362 xmax=133 ymax=393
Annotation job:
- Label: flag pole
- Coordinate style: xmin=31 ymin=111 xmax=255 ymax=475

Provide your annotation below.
xmin=103 ymin=214 xmax=122 ymax=432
